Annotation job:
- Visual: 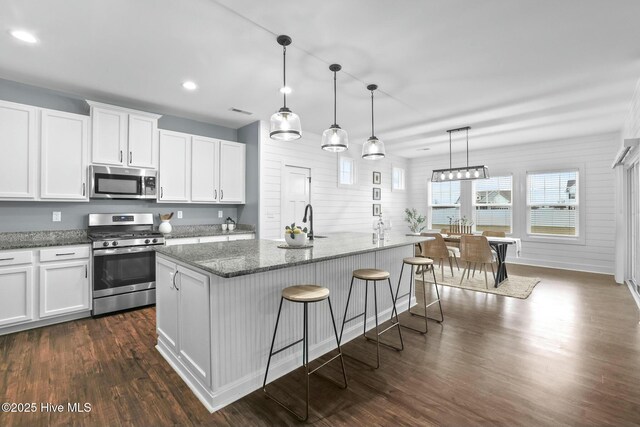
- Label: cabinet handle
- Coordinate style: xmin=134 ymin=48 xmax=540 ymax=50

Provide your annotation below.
xmin=129 ymin=151 xmax=133 ymax=163
xmin=120 ymin=150 xmax=123 ymax=162
xmin=214 ymin=189 xmax=217 ymax=200
xmin=56 ymin=252 xmax=76 ymax=256
xmin=85 ymin=265 xmax=88 ymax=278
xmin=172 ymin=271 xmax=180 ymax=291
xmin=160 ymin=187 xmax=164 ymax=199
xmin=82 ymin=183 xmax=86 ymax=196
xmin=0 ymin=257 xmax=15 ymax=261
xmin=221 ymin=189 xmax=224 ymax=200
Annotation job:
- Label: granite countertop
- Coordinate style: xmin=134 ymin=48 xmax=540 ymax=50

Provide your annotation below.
xmin=155 ymin=232 xmax=432 ymax=278
xmin=0 ymin=230 xmax=90 ymax=251
xmin=164 ymin=224 xmax=255 ymax=239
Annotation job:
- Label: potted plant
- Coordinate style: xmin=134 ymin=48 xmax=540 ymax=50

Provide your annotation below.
xmin=284 ymin=223 xmax=308 ymax=247
xmin=404 ymin=208 xmax=426 ymax=234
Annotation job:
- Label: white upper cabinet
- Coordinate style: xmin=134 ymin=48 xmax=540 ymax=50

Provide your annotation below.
xmin=40 ymin=109 xmax=89 ymax=201
xmin=159 ymin=130 xmax=190 ymax=202
xmin=219 ymin=141 xmax=246 ymax=204
xmin=0 ymin=100 xmax=38 ymax=199
xmin=88 ymin=101 xmax=161 ymax=169
xmin=191 ymin=136 xmax=219 ymax=203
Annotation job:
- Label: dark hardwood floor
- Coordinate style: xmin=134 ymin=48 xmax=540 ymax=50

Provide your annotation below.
xmin=1 ymin=265 xmax=640 ymax=426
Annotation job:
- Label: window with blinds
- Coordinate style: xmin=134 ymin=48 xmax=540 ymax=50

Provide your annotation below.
xmin=338 ymin=156 xmax=356 ymax=186
xmin=527 ymin=170 xmax=578 ymax=236
xmin=392 ymin=167 xmax=405 ymax=190
xmin=429 ymin=180 xmax=460 ymax=230
xmin=474 ymin=175 xmax=512 ymax=233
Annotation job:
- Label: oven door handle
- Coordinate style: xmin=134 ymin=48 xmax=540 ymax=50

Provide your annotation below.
xmin=93 ymin=246 xmax=158 ymax=257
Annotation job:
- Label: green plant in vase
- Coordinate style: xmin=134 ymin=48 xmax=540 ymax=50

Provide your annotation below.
xmin=404 ymin=208 xmax=426 ymax=233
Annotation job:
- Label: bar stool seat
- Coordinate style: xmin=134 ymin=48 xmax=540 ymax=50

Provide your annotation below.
xmin=282 ymin=285 xmax=330 ymax=302
xmin=402 ymin=257 xmax=434 ymax=266
xmin=352 ymin=268 xmax=390 ymax=280
xmin=263 ymin=284 xmax=348 ymax=421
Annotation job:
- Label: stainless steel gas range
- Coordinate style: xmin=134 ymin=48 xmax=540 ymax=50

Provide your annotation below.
xmin=88 ymin=213 xmax=165 ymax=315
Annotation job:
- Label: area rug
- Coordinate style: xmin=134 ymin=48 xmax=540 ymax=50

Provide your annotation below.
xmin=415 ymin=266 xmax=540 ymax=299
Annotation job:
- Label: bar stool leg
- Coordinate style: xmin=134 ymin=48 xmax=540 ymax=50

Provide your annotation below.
xmin=263 ymin=296 xmax=285 ymax=391
xmin=363 ymin=280 xmax=368 ymax=336
xmin=303 ymin=302 xmax=309 ymax=420
xmin=326 ymin=297 xmax=348 ymax=389
xmin=402 ymin=263 xmax=428 ymax=334
xmin=339 ymin=276 xmax=356 ymax=345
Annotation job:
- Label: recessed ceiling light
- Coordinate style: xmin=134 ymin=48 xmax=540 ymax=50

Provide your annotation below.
xmin=279 ymin=86 xmax=292 ymax=95
xmin=10 ymin=30 xmax=38 ymax=44
xmin=182 ymin=81 xmax=197 ymax=91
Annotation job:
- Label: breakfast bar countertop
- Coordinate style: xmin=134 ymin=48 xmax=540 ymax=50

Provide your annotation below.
xmin=155 ymin=232 xmax=430 ymax=278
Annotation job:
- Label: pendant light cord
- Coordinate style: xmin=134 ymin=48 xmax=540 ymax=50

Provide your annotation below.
xmin=370 ymin=90 xmax=375 ymax=136
xmin=449 ymin=131 xmax=452 ymax=169
xmin=466 ymin=127 xmax=469 ymax=167
xmin=282 ymin=45 xmax=287 ymax=108
xmin=333 ymin=71 xmax=337 ymax=125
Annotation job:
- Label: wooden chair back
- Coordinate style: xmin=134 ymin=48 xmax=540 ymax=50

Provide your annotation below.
xmin=419 ymin=233 xmax=450 ymax=261
xmin=460 ymin=235 xmax=493 ymax=264
xmin=482 ymin=230 xmax=506 ymax=238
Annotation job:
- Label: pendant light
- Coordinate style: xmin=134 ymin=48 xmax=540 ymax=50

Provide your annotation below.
xmin=362 ymin=84 xmax=385 ymax=160
xmin=270 ymin=35 xmax=302 ymax=141
xmin=431 ymin=126 xmax=489 ymax=182
xmin=321 ymin=64 xmax=348 ymax=152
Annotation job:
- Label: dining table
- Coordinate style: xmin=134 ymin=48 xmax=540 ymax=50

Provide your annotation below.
xmin=441 ymin=234 xmax=519 ymax=288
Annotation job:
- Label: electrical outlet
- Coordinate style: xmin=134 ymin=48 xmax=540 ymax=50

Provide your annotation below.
xmin=52 ymin=211 xmax=61 ymax=222
xmin=177 ymin=211 xmax=183 ymax=219
xmin=218 ymin=210 xmax=223 ymax=218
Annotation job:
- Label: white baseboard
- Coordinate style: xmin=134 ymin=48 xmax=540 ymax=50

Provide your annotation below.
xmin=0 ymin=310 xmax=91 ymax=336
xmin=508 ymin=257 xmax=614 ymax=276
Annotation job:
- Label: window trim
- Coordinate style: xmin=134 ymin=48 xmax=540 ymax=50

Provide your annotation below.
xmin=428 ymin=180 xmax=461 ymax=230
xmin=473 ymin=174 xmax=513 ymax=235
xmin=337 ymin=154 xmax=357 ymax=188
xmin=524 ymin=166 xmax=585 ymax=245
xmin=391 ymin=165 xmax=406 ymax=192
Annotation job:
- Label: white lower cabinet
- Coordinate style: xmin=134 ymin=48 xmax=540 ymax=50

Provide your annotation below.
xmin=39 ymin=260 xmax=90 ymax=318
xmin=0 ymin=245 xmax=91 ymax=334
xmin=0 ymin=265 xmax=34 ymax=327
xmin=156 ymin=257 xmax=212 ymax=388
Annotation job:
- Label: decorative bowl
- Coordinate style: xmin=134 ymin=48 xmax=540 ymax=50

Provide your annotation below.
xmin=285 ymin=232 xmax=307 ymax=247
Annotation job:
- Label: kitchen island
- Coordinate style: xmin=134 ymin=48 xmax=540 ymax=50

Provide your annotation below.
xmin=154 ymin=232 xmax=429 ymax=412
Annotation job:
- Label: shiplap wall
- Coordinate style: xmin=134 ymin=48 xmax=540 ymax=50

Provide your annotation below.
xmin=257 ymin=121 xmax=410 ymax=240
xmin=409 ymin=132 xmax=619 ymax=274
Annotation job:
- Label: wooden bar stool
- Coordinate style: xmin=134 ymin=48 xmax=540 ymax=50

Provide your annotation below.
xmin=395 ymin=257 xmax=444 ymax=334
xmin=263 ymin=285 xmax=348 ymax=421
xmin=339 ymin=269 xmax=404 ymax=369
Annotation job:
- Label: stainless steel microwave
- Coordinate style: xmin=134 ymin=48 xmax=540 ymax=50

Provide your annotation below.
xmin=90 ymin=165 xmax=157 ymax=199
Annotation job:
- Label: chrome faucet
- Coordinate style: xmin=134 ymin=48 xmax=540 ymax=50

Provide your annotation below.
xmin=302 ymin=204 xmax=314 ymax=240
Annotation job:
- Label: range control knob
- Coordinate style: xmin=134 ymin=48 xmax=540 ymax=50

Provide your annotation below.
xmin=102 ymin=241 xmax=110 ymax=247
xmin=112 ymin=241 xmax=119 ymax=247
xmin=152 ymin=238 xmax=158 ymax=244
xmin=145 ymin=239 xmax=150 ymax=244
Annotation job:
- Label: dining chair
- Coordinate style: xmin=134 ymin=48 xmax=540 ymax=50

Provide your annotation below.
xmin=459 ymin=235 xmax=495 ymax=289
xmin=419 ymin=233 xmax=459 ymax=280
xmin=482 ymin=230 xmax=506 ymax=238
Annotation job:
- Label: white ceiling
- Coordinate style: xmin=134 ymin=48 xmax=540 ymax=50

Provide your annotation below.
xmin=1 ymin=0 xmax=640 ymax=158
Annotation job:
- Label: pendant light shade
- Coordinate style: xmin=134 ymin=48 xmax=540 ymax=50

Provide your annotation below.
xmin=431 ymin=126 xmax=489 ymax=182
xmin=362 ymin=84 xmax=385 ymax=160
xmin=321 ymin=64 xmax=348 ymax=152
xmin=270 ymin=35 xmax=302 ymax=141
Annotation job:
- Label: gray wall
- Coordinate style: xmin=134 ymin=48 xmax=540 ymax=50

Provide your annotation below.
xmin=0 ymin=78 xmax=253 ymax=232
xmin=237 ymin=121 xmax=260 ymax=236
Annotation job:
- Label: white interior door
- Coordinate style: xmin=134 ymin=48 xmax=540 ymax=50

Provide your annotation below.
xmin=281 ymin=166 xmax=310 ymax=232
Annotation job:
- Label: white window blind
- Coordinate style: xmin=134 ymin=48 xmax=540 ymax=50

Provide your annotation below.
xmin=527 ymin=171 xmax=578 ymax=236
xmin=474 ymin=175 xmax=512 ymax=233
xmin=392 ymin=167 xmax=405 ymax=190
xmin=429 ymin=181 xmax=460 ymax=230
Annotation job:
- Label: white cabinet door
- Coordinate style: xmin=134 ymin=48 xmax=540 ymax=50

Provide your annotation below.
xmin=128 ymin=114 xmax=158 ymax=169
xmin=40 ymin=109 xmax=89 ymax=200
xmin=0 ymin=100 xmax=38 ymax=199
xmin=159 ymin=131 xmax=190 ymax=202
xmin=0 ymin=266 xmax=34 ymax=327
xmin=156 ymin=257 xmax=179 ymax=353
xmin=177 ymin=266 xmax=211 ymax=387
xmin=91 ymin=106 xmax=127 ymax=166
xmin=191 ymin=136 xmax=219 ymax=203
xmin=219 ymin=141 xmax=245 ymax=203
xmin=39 ymin=260 xmax=90 ymax=318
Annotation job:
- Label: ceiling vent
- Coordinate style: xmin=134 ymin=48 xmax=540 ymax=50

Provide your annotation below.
xmin=229 ymin=107 xmax=253 ymax=115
